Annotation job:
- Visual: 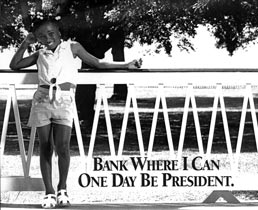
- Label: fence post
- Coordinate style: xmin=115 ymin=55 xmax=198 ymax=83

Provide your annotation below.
xmin=87 ymin=84 xmax=116 ymax=170
xmin=0 ymin=86 xmax=12 ymax=156
xmin=1 ymin=84 xmax=44 ymax=191
xmin=147 ymin=84 xmax=174 ymax=158
xmin=177 ymin=83 xmax=204 ymax=162
xmin=118 ymin=84 xmax=144 ymax=157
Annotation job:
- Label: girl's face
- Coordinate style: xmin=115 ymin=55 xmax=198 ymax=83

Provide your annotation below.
xmin=35 ymin=23 xmax=61 ymax=51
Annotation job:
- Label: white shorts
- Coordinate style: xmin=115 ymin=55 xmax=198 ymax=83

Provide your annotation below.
xmin=28 ymin=87 xmax=75 ymax=128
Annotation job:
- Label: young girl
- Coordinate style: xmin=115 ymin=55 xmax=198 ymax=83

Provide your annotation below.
xmin=9 ymin=19 xmax=141 ymax=208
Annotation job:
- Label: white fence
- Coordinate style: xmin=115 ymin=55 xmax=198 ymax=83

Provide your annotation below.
xmin=0 ymin=69 xmax=258 ymax=203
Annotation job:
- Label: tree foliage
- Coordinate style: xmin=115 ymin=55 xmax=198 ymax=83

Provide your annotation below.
xmin=1 ymin=0 xmax=258 ymax=55
xmin=195 ymin=0 xmax=258 ymax=55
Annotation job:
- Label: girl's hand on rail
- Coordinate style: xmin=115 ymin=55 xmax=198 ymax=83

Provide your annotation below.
xmin=128 ymin=58 xmax=142 ymax=69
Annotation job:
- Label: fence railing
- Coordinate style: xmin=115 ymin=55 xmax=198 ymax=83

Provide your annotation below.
xmin=0 ymin=69 xmax=258 ymax=203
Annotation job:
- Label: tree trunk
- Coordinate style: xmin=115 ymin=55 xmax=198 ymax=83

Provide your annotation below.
xmin=75 ymin=36 xmax=110 ymax=127
xmin=75 ymin=28 xmax=127 ymax=127
xmin=111 ymin=28 xmax=128 ymax=100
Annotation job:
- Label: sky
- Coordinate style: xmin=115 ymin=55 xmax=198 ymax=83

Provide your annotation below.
xmin=0 ymin=25 xmax=258 ymax=69
xmin=106 ymin=26 xmax=258 ymax=69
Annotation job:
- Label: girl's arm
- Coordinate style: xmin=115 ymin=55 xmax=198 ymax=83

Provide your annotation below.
xmin=9 ymin=33 xmax=39 ymax=70
xmin=71 ymin=42 xmax=142 ymax=69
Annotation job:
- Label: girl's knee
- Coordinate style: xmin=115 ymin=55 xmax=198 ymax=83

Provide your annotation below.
xmin=40 ymin=140 xmax=53 ymax=148
xmin=40 ymin=142 xmax=54 ymax=157
xmin=56 ymin=143 xmax=70 ymax=158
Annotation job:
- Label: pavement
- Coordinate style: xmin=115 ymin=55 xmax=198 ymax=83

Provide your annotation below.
xmin=1 ymin=202 xmax=258 ymax=210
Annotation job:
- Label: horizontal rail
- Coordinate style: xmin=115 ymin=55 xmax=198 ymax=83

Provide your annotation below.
xmin=0 ymin=69 xmax=258 ymax=85
xmin=1 ymin=68 xmax=258 ymax=72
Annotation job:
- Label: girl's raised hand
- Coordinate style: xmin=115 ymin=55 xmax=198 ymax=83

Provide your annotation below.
xmin=24 ymin=33 xmax=36 ymax=45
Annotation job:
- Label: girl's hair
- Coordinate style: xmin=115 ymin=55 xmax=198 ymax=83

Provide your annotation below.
xmin=31 ymin=18 xmax=61 ymax=33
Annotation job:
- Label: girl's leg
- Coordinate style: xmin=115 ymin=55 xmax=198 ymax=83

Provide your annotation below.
xmin=37 ymin=124 xmax=55 ymax=195
xmin=52 ymin=123 xmax=72 ymax=191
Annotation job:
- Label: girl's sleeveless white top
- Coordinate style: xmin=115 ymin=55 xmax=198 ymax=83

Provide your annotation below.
xmin=37 ymin=40 xmax=82 ymax=86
